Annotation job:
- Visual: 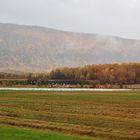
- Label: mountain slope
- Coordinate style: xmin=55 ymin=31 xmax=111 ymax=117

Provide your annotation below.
xmin=0 ymin=23 xmax=140 ymax=72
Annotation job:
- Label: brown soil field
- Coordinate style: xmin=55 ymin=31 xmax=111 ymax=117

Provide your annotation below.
xmin=0 ymin=90 xmax=140 ymax=140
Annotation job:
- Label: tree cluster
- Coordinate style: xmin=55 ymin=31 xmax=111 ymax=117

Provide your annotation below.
xmin=48 ymin=63 xmax=140 ymax=85
xmin=1 ymin=63 xmax=140 ymax=86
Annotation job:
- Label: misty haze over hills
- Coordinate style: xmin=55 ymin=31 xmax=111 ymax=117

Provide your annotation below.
xmin=0 ymin=23 xmax=140 ymax=72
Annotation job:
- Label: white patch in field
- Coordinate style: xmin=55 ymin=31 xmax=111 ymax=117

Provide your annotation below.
xmin=0 ymin=88 xmax=133 ymax=92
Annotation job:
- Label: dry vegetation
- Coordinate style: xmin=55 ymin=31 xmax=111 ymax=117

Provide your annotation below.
xmin=0 ymin=90 xmax=140 ymax=140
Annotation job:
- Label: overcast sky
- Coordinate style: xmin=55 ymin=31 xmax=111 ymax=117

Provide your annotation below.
xmin=0 ymin=0 xmax=140 ymax=39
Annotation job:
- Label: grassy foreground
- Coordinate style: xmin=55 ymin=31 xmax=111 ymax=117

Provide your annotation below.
xmin=0 ymin=125 xmax=97 ymax=140
xmin=0 ymin=90 xmax=140 ymax=140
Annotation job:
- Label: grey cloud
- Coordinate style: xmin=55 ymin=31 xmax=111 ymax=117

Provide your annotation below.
xmin=0 ymin=0 xmax=140 ymax=39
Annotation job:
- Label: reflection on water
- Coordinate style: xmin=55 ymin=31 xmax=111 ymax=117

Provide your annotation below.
xmin=0 ymin=88 xmax=132 ymax=91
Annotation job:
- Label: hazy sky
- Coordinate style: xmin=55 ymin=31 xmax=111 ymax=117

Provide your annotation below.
xmin=0 ymin=0 xmax=140 ymax=39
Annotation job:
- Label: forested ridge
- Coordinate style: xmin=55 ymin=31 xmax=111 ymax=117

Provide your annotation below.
xmin=0 ymin=23 xmax=140 ymax=72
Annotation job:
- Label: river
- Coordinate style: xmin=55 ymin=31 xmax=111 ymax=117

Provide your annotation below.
xmin=0 ymin=88 xmax=133 ymax=91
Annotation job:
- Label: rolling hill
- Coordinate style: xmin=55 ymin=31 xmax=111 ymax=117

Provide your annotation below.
xmin=0 ymin=23 xmax=140 ymax=72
